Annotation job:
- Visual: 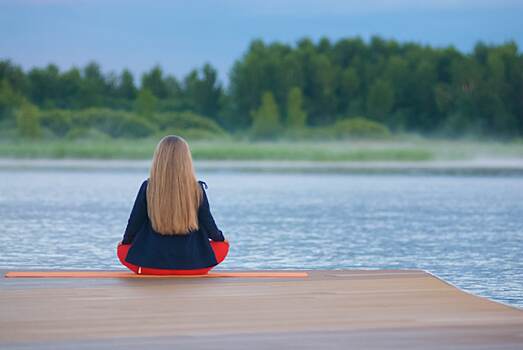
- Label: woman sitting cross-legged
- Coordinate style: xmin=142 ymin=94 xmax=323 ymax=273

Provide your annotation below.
xmin=117 ymin=135 xmax=229 ymax=275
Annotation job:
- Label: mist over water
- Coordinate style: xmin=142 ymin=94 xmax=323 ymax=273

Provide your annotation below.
xmin=0 ymin=168 xmax=522 ymax=308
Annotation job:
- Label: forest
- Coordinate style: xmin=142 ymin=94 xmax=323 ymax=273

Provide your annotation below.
xmin=1 ymin=36 xmax=522 ymax=142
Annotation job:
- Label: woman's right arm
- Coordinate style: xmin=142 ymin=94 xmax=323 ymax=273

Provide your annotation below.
xmin=122 ymin=180 xmax=148 ymax=244
xmin=198 ymin=183 xmax=225 ymax=242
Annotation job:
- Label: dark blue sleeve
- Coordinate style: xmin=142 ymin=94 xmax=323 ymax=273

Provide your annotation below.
xmin=198 ymin=182 xmax=225 ymax=242
xmin=122 ymin=180 xmax=148 ymax=244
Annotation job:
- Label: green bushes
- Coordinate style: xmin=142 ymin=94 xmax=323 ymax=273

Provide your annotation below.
xmin=75 ymin=109 xmax=157 ymax=138
xmin=328 ymin=117 xmax=391 ymax=139
xmin=24 ymin=107 xmax=230 ymax=141
xmin=159 ymin=128 xmax=228 ymax=141
xmin=151 ymin=111 xmax=230 ymax=141
xmin=152 ymin=111 xmax=227 ymax=135
xmin=40 ymin=109 xmax=73 ymax=137
xmin=17 ymin=103 xmax=391 ymax=142
xmin=65 ymin=127 xmax=110 ymax=140
xmin=39 ymin=108 xmax=157 ymax=138
xmin=264 ymin=116 xmax=391 ymax=140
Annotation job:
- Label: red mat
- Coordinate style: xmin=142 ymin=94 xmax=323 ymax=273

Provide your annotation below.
xmin=4 ymin=271 xmax=308 ymax=279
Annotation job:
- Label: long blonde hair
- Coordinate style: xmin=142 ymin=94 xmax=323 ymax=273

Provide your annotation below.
xmin=147 ymin=135 xmax=202 ymax=235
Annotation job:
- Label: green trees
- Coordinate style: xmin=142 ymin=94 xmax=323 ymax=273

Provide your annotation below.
xmin=0 ymin=36 xmax=522 ymax=139
xmin=0 ymin=79 xmax=23 ymax=123
xmin=366 ymin=80 xmax=395 ymax=124
xmin=141 ymin=66 xmax=168 ymax=99
xmin=250 ymin=91 xmax=281 ymax=139
xmin=184 ymin=64 xmax=222 ymax=119
xmin=28 ymin=64 xmax=61 ymax=108
xmin=118 ymin=69 xmax=137 ymax=100
xmin=135 ymin=89 xmax=157 ymax=120
xmin=59 ymin=68 xmax=82 ymax=109
xmin=286 ymin=87 xmax=306 ymax=129
xmin=16 ymin=101 xmax=41 ymax=138
xmin=80 ymin=62 xmax=107 ymax=107
xmin=339 ymin=67 xmax=361 ymax=115
xmin=228 ymin=37 xmax=523 ymax=138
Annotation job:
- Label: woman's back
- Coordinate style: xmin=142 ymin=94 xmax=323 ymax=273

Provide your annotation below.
xmin=122 ymin=179 xmax=224 ymax=269
xmin=117 ymin=135 xmax=228 ymax=274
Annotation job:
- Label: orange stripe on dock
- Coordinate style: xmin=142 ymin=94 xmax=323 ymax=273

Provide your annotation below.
xmin=4 ymin=271 xmax=309 ymax=279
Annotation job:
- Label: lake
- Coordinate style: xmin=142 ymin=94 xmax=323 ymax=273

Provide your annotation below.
xmin=0 ymin=165 xmax=522 ymax=309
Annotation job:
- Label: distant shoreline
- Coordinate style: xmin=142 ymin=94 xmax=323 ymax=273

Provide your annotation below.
xmin=1 ymin=139 xmax=523 ymax=164
xmin=2 ymin=158 xmax=523 ymax=175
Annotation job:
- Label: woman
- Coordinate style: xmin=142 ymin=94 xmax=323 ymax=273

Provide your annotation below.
xmin=117 ymin=135 xmax=229 ymax=275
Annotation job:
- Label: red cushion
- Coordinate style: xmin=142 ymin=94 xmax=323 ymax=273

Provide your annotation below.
xmin=117 ymin=241 xmax=229 ymax=275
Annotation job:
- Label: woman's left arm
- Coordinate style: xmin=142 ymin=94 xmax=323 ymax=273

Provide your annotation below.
xmin=198 ymin=182 xmax=225 ymax=242
xmin=122 ymin=180 xmax=148 ymax=244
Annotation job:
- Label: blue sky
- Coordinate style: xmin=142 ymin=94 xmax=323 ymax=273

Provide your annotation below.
xmin=1 ymin=0 xmax=522 ymax=83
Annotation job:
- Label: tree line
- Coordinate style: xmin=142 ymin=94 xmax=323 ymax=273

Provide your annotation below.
xmin=1 ymin=35 xmax=522 ymax=139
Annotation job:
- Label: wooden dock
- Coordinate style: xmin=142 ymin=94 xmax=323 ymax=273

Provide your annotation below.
xmin=1 ymin=270 xmax=522 ymax=349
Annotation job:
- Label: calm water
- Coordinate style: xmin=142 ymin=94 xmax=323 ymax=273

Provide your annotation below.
xmin=0 ymin=168 xmax=522 ymax=308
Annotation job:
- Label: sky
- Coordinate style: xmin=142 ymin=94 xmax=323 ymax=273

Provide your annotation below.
xmin=1 ymin=0 xmax=522 ymax=84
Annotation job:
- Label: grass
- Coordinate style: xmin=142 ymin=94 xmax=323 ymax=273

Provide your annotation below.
xmin=0 ymin=137 xmax=522 ymax=162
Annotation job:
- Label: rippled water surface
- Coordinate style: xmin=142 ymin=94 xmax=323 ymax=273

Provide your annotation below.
xmin=0 ymin=168 xmax=522 ymax=308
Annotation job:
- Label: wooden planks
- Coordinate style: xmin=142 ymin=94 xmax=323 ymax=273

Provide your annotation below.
xmin=1 ymin=270 xmax=522 ymax=349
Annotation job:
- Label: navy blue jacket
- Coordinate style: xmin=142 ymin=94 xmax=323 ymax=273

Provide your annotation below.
xmin=121 ymin=179 xmax=225 ymax=269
